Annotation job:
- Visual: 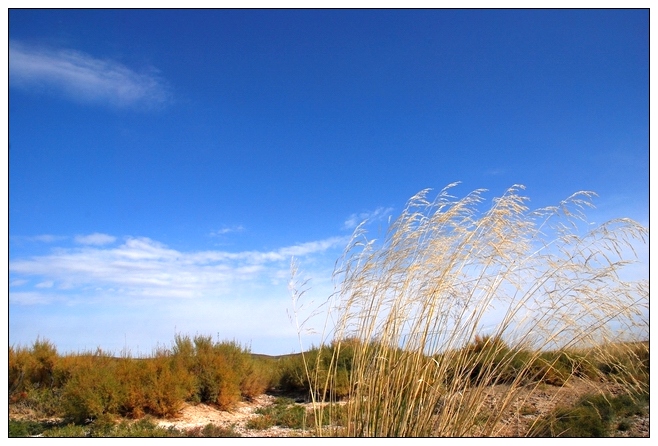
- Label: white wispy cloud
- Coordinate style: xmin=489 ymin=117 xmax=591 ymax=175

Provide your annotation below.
xmin=74 ymin=233 xmax=117 ymax=246
xmin=35 ymin=281 xmax=54 ymax=288
xmin=343 ymin=206 xmax=394 ymax=230
xmin=9 ymin=235 xmax=347 ymax=303
xmin=209 ymin=225 xmax=246 ymax=236
xmin=9 ymin=279 xmax=28 ymax=287
xmin=15 ymin=234 xmax=69 ymax=243
xmin=9 ymin=291 xmax=56 ymax=305
xmin=9 ymin=41 xmax=171 ymax=108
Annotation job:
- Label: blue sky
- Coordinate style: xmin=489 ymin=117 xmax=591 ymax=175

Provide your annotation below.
xmin=8 ymin=8 xmax=649 ymax=356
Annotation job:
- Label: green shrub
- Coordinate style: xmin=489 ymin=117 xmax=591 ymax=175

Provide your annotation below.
xmin=186 ymin=335 xmax=243 ymax=409
xmin=9 ymin=345 xmax=31 ymax=396
xmin=18 ymin=386 xmax=63 ymax=417
xmin=10 ymin=333 xmax=272 ymax=423
xmin=246 ymin=413 xmax=276 ymax=430
xmin=170 ymin=334 xmax=268 ymax=409
xmin=116 ymin=349 xmax=195 ymax=418
xmin=530 ymin=395 xmax=610 ymax=437
xmin=184 ymin=423 xmax=241 ymax=437
xmin=8 ymin=419 xmax=48 ymax=437
xmin=240 ymin=355 xmax=274 ymax=399
xmin=105 ymin=417 xmax=177 ymax=437
xmin=60 ymin=350 xmax=123 ymax=423
xmin=41 ymin=423 xmax=89 ymax=437
xmin=529 ymin=391 xmax=648 ymax=437
xmin=251 ymin=397 xmax=308 ymax=429
xmin=9 ymin=338 xmax=59 ymax=397
xmin=30 ymin=338 xmax=59 ymax=387
xmin=277 ymin=341 xmax=356 ymax=401
xmin=277 ymin=353 xmax=310 ymax=394
xmin=308 ymin=403 xmax=347 ymax=428
xmin=610 ymin=391 xmax=648 ymax=418
xmin=616 ymin=419 xmax=632 ymax=432
xmin=555 ymin=351 xmax=599 ymax=380
xmin=87 ymin=413 xmax=119 ymax=437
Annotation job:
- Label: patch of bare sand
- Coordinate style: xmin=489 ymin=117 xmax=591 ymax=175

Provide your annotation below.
xmin=156 ymin=394 xmax=310 ymax=437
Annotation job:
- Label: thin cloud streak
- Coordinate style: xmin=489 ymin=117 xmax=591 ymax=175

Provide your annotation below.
xmin=343 ymin=206 xmax=394 ymax=230
xmin=209 ymin=226 xmax=246 ymax=236
xmin=74 ymin=233 xmax=117 ymax=245
xmin=9 ymin=41 xmax=171 ymax=108
xmin=12 ymin=234 xmax=69 ymax=244
xmin=10 ymin=292 xmax=56 ymax=305
xmin=9 ymin=235 xmax=348 ymax=303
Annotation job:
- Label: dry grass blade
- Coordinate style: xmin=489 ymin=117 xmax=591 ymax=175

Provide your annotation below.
xmin=299 ymin=184 xmax=648 ymax=437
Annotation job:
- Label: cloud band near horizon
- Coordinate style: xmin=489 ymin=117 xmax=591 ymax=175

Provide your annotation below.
xmin=9 ymin=234 xmax=348 ymax=304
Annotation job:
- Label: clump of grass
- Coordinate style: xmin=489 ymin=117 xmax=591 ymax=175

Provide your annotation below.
xmin=295 ymin=184 xmax=647 ymax=437
xmin=184 ymin=423 xmax=242 ymax=437
xmin=8 ymin=419 xmax=52 ymax=437
xmin=529 ymin=391 xmax=648 ymax=437
xmin=39 ymin=416 xmax=200 ymax=438
xmin=246 ymin=397 xmax=346 ymax=433
xmin=248 ymin=397 xmax=307 ymax=430
xmin=41 ymin=423 xmax=90 ymax=437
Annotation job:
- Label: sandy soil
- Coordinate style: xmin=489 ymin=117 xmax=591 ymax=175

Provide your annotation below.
xmin=10 ymin=379 xmax=648 ymax=437
xmin=156 ymin=394 xmax=311 ymax=437
xmin=470 ymin=379 xmax=649 ymax=437
xmin=151 ymin=379 xmax=649 ymax=437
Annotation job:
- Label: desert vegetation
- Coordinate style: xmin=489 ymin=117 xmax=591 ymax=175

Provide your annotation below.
xmin=9 ymin=185 xmax=649 ymax=437
xmin=292 ymin=184 xmax=648 ymax=436
xmin=8 ymin=335 xmax=649 ymax=437
xmin=9 ymin=336 xmax=275 ymax=425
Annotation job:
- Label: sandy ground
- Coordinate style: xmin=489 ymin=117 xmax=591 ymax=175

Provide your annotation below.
xmin=10 ymin=379 xmax=648 ymax=437
xmin=152 ymin=379 xmax=649 ymax=437
xmin=470 ymin=379 xmax=649 ymax=437
xmin=155 ymin=394 xmax=311 ymax=437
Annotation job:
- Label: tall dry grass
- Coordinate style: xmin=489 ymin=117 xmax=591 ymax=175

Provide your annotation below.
xmin=296 ymin=184 xmax=648 ymax=437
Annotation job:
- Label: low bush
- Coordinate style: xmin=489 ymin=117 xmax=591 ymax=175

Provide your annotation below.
xmin=184 ymin=423 xmax=241 ymax=437
xmin=41 ymin=423 xmax=90 ymax=437
xmin=116 ymin=349 xmax=196 ymax=418
xmin=9 ymin=334 xmax=273 ymax=424
xmin=9 ymin=338 xmax=59 ymax=397
xmin=172 ymin=335 xmax=266 ymax=410
xmin=100 ymin=418 xmax=180 ymax=438
xmin=250 ymin=397 xmax=308 ymax=430
xmin=277 ymin=353 xmax=309 ymax=394
xmin=60 ymin=350 xmax=124 ymax=423
xmin=8 ymin=419 xmax=49 ymax=437
xmin=277 ymin=340 xmax=356 ymax=401
xmin=529 ymin=391 xmax=649 ymax=437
